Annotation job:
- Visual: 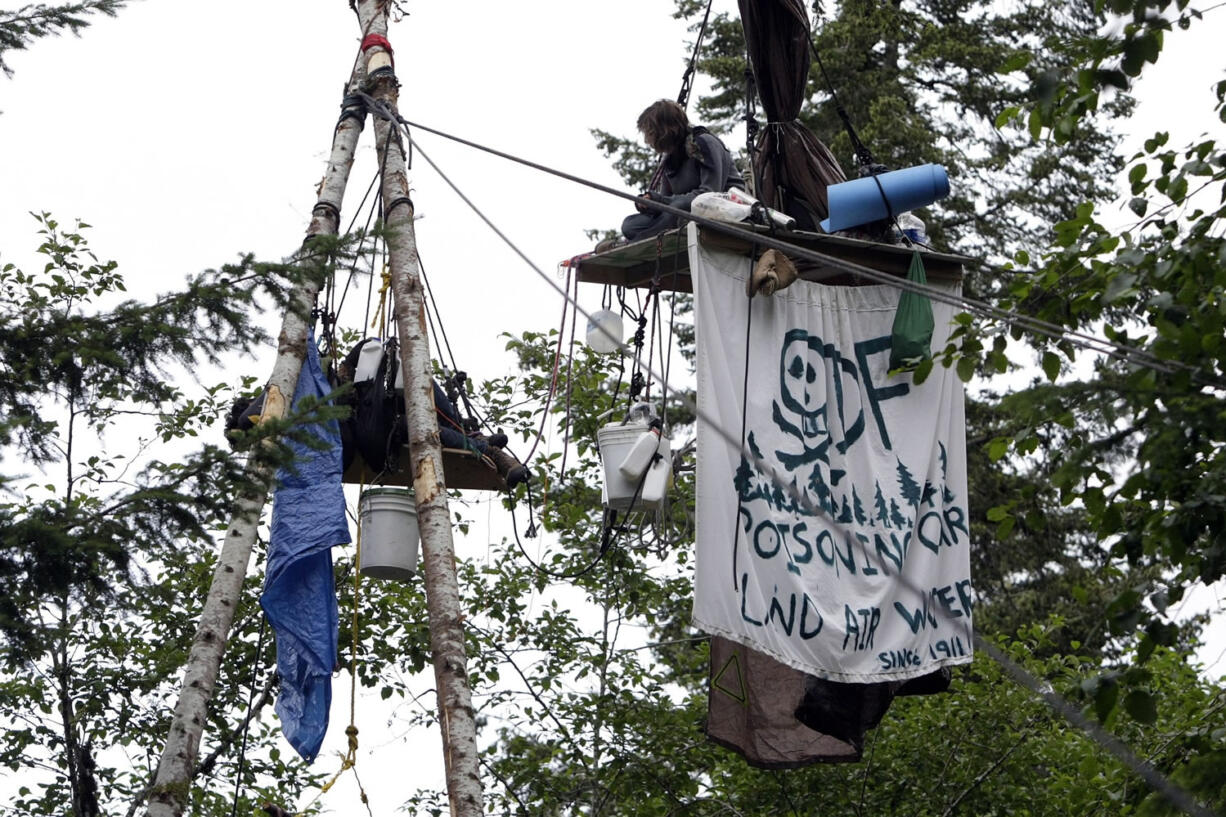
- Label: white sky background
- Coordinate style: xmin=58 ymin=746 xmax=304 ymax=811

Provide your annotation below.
xmin=1 ymin=0 xmax=1225 ymax=812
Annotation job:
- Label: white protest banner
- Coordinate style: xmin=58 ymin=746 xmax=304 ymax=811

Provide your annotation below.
xmin=691 ymin=226 xmax=973 ymax=683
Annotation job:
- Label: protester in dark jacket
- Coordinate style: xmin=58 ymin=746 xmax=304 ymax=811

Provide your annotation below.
xmin=619 ymin=99 xmax=745 ymax=242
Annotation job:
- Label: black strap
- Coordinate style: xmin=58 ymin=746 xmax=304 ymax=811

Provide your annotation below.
xmin=677 ymin=0 xmax=715 ymax=109
xmin=384 ymin=195 xmax=413 ymax=218
xmin=337 ymin=93 xmax=367 ymax=130
xmin=808 ymin=39 xmax=877 ymax=171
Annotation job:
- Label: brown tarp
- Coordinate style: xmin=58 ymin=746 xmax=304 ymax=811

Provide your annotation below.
xmin=707 ymin=637 xmax=861 ymax=767
xmin=738 ymin=0 xmax=846 ymax=227
xmin=707 ymin=636 xmax=953 ymax=767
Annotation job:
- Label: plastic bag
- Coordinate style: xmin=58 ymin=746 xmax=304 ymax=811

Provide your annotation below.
xmin=889 ymin=251 xmax=935 ymax=371
xmin=691 ymin=188 xmax=797 ymax=230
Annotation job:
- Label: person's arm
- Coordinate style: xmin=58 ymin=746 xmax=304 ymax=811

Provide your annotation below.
xmin=657 ymin=133 xmax=730 ymax=211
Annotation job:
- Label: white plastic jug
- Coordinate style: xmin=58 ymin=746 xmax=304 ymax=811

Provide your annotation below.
xmin=597 ymin=419 xmax=670 ymax=512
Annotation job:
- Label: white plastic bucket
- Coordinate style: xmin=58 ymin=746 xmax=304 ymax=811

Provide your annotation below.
xmin=597 ymin=422 xmax=670 ymax=512
xmin=358 ymin=487 xmax=420 ymax=581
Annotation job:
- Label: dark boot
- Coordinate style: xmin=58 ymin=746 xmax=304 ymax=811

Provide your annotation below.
xmin=479 ymin=432 xmax=509 ymax=449
xmin=486 ymin=446 xmax=528 ymax=489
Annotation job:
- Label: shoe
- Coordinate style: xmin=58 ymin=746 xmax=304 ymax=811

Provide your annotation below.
xmin=481 ymin=432 xmax=509 ymax=449
xmin=503 ymin=465 xmax=529 ymax=489
xmin=487 ymin=446 xmax=529 ymax=490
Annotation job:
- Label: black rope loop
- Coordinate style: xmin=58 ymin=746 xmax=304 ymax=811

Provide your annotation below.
xmin=312 ymin=200 xmax=341 ymax=223
xmin=364 ymin=65 xmax=397 ymax=87
xmin=306 ymin=202 xmax=343 ymax=243
xmin=337 ymin=92 xmax=367 ymax=130
xmin=628 ymin=371 xmax=646 ymax=401
xmin=745 ymin=115 xmax=760 ymax=144
xmin=383 ymin=195 xmax=414 ymax=219
xmin=632 ymin=314 xmax=648 ymax=348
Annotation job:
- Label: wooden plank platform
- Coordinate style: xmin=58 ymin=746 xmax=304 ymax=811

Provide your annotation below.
xmin=571 ymin=225 xmax=968 ymax=292
xmin=342 ymin=446 xmax=506 ymax=492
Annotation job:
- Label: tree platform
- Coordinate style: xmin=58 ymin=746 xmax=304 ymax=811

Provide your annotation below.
xmin=570 ymin=226 xmax=968 ymax=292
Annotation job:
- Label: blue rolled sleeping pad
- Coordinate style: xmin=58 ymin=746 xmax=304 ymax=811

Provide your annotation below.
xmin=820 ymin=164 xmax=950 ymax=233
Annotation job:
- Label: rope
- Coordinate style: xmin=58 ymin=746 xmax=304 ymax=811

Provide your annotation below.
xmin=677 ymin=0 xmax=715 ymax=110
xmin=293 ymin=724 xmax=370 ymax=817
xmin=370 ymin=265 xmax=392 ymax=331
xmin=557 ymin=268 xmax=580 ymax=480
xmin=509 ymin=454 xmax=654 ymax=581
xmin=807 ymin=36 xmax=876 ymax=171
xmin=729 ymin=251 xmax=755 ymax=592
xmin=227 ymin=615 xmax=269 ymax=817
xmin=419 ymin=252 xmax=461 ymax=380
xmin=522 ymin=265 xmax=570 ymax=466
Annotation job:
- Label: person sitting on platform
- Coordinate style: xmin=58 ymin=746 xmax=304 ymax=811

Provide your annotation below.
xmin=617 ymin=99 xmax=745 ymax=244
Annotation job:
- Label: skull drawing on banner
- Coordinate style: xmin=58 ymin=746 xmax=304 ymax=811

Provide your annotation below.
xmin=773 ymin=330 xmax=835 ymax=472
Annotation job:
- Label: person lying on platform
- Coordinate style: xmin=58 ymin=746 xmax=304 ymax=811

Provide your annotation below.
xmin=430 ymin=379 xmax=528 ymax=489
xmin=226 ymin=351 xmax=529 ymax=490
xmin=612 ymin=99 xmax=745 ymax=246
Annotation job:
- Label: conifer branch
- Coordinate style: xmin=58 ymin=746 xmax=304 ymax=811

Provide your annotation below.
xmin=0 ymin=1 xmax=127 ymax=77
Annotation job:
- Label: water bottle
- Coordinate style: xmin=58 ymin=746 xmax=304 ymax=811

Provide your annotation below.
xmin=897 ymin=212 xmax=927 ymax=245
xmin=639 ymin=451 xmax=672 ymax=506
xmin=619 ymin=424 xmax=663 ymax=480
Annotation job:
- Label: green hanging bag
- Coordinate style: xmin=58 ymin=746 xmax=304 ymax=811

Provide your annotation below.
xmin=889 ymin=251 xmax=935 ymax=371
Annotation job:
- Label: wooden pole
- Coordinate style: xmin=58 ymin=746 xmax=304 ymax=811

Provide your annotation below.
xmin=144 ymin=54 xmax=369 ymax=817
xmin=356 ymin=2 xmax=485 ymax=814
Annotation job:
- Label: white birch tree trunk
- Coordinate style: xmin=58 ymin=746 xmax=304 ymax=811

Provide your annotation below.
xmin=144 ymin=62 xmax=368 ymax=817
xmin=358 ymin=1 xmax=486 ymax=813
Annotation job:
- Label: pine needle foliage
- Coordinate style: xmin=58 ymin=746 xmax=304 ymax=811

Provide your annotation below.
xmin=0 ymin=1 xmax=126 ymax=77
xmin=0 ymin=215 xmax=325 ymax=814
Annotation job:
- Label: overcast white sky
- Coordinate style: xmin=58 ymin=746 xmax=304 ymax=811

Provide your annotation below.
xmin=2 ymin=0 xmax=1224 ymax=812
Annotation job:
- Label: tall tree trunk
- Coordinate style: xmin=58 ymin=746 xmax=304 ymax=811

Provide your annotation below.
xmin=358 ymin=1 xmax=486 ymax=813
xmin=144 ymin=57 xmax=369 ymax=817
xmin=60 ymin=395 xmax=98 ymax=817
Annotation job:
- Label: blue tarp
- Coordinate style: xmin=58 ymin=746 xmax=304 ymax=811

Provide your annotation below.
xmin=261 ymin=332 xmax=351 ymax=763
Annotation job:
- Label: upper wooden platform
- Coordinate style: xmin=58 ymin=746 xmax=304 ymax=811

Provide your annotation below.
xmin=571 ymin=225 xmax=968 ymax=293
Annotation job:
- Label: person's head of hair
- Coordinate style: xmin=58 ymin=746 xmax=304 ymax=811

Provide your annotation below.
xmin=637 ymin=99 xmax=689 ymax=154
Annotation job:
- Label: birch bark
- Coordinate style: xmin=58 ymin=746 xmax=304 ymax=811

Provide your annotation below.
xmin=358 ymin=0 xmax=486 ymax=813
xmin=143 ymin=61 xmax=368 ymax=817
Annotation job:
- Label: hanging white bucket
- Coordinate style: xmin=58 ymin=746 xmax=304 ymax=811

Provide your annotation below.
xmin=597 ymin=422 xmax=670 ymax=512
xmin=358 ymin=487 xmax=420 ymax=581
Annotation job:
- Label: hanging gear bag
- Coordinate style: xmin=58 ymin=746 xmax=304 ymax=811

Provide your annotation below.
xmin=889 ymin=251 xmax=935 ymax=371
